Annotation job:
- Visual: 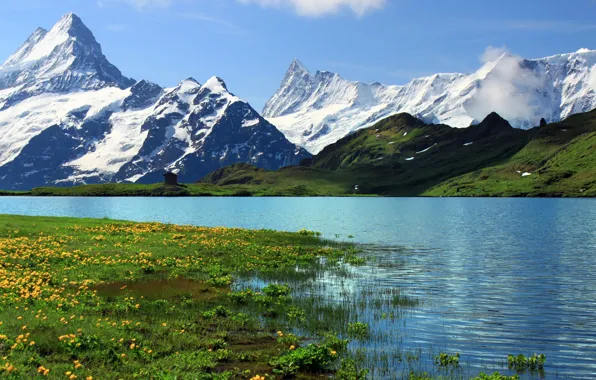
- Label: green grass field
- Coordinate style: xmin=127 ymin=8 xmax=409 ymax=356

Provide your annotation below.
xmin=0 ymin=215 xmax=363 ymax=379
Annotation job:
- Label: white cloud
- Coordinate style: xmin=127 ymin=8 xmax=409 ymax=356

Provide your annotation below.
xmin=480 ymin=46 xmax=509 ymax=64
xmin=590 ymin=65 xmax=596 ymax=91
xmin=467 ymin=46 xmax=543 ymax=125
xmin=237 ymin=0 xmax=386 ymax=17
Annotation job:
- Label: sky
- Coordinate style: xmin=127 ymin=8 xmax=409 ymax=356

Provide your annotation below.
xmin=0 ymin=0 xmax=595 ymax=110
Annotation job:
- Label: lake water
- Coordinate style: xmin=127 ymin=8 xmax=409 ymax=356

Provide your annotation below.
xmin=1 ymin=197 xmax=595 ymax=378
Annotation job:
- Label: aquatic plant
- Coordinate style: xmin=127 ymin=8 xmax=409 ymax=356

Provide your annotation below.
xmin=347 ymin=322 xmax=370 ymax=339
xmin=507 ymin=353 xmax=546 ymax=372
xmin=435 ymin=352 xmax=460 ymax=367
xmin=335 ymin=358 xmax=369 ymax=380
xmin=472 ymin=372 xmax=520 ymax=380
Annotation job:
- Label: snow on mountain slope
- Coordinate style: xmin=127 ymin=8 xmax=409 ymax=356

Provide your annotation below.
xmin=264 ymin=50 xmax=596 ymax=154
xmin=0 ymin=87 xmax=128 ymax=166
xmin=0 ymin=13 xmax=308 ymax=190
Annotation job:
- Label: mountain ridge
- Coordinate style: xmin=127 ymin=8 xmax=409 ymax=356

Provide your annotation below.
xmin=264 ymin=50 xmax=596 ymax=154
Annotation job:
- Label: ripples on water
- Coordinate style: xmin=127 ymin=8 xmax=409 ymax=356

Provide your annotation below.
xmin=0 ymin=197 xmax=595 ymax=378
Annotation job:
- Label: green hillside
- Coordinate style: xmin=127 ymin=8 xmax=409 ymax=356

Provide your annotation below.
xmin=425 ymin=110 xmax=596 ymax=197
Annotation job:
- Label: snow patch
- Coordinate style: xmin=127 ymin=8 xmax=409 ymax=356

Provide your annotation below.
xmin=463 ymin=142 xmax=474 ymax=146
xmin=590 ymin=65 xmax=596 ymax=90
xmin=416 ymin=143 xmax=437 ymax=154
xmin=405 ymin=157 xmax=415 ymax=161
xmin=521 ymin=172 xmax=532 ymax=177
xmin=242 ymin=119 xmax=260 ymax=128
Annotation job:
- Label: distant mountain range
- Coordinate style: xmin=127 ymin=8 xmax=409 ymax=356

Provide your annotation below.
xmin=264 ymin=52 xmax=596 ymax=154
xmin=0 ymin=13 xmax=308 ymax=190
xmin=0 ymin=12 xmax=595 ymax=191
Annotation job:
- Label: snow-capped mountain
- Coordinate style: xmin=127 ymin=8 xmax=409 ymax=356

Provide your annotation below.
xmin=0 ymin=13 xmax=308 ymax=190
xmin=264 ymin=51 xmax=596 ymax=153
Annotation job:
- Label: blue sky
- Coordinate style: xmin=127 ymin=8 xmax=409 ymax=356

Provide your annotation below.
xmin=0 ymin=0 xmax=595 ymax=110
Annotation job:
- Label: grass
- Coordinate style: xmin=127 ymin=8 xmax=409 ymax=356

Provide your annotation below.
xmin=0 ymin=214 xmax=361 ymax=379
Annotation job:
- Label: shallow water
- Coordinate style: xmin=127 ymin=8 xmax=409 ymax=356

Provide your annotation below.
xmin=0 ymin=197 xmax=595 ymax=378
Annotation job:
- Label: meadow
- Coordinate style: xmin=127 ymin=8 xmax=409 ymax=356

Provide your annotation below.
xmin=0 ymin=215 xmax=536 ymax=379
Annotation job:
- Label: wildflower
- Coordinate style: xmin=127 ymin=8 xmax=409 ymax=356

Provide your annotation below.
xmin=289 ymin=345 xmax=296 ymax=350
xmin=276 ymin=331 xmax=284 ymax=337
xmin=330 ymin=350 xmax=337 ymax=356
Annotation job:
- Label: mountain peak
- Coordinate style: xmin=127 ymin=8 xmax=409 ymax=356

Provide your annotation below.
xmin=0 ymin=12 xmax=133 ymax=97
xmin=288 ymin=58 xmax=310 ymax=75
xmin=203 ymin=76 xmax=228 ymax=93
xmin=478 ymin=112 xmax=513 ymax=130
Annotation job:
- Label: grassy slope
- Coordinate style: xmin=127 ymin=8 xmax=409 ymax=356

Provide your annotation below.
xmin=199 ymin=164 xmax=356 ymax=196
xmin=306 ymin=112 xmax=531 ymax=195
xmin=0 ymin=215 xmax=358 ymax=379
xmin=425 ymin=110 xmax=596 ymax=197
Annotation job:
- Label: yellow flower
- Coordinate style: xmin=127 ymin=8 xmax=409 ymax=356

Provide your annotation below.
xmin=330 ymin=350 xmax=337 ymax=356
xmin=161 ymin=323 xmax=167 ymax=327
xmin=289 ymin=345 xmax=296 ymax=350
